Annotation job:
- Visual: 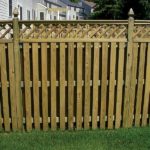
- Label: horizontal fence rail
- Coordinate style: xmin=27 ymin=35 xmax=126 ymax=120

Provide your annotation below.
xmin=0 ymin=9 xmax=149 ymax=132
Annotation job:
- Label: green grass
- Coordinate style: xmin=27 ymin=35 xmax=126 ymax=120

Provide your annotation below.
xmin=0 ymin=127 xmax=150 ymax=150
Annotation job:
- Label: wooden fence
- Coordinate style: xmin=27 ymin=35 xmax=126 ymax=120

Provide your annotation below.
xmin=0 ymin=8 xmax=150 ymax=132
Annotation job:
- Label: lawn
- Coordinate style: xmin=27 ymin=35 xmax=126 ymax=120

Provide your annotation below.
xmin=0 ymin=127 xmax=150 ymax=150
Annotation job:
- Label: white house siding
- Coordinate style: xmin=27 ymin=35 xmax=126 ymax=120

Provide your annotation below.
xmin=0 ymin=0 xmax=85 ymax=20
xmin=35 ymin=3 xmax=47 ymax=20
xmin=0 ymin=0 xmax=17 ymax=20
xmin=18 ymin=0 xmax=33 ymax=20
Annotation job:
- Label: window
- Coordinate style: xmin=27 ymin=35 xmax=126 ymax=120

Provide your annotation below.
xmin=9 ymin=0 xmax=12 ymax=17
xmin=40 ymin=12 xmax=44 ymax=20
xmin=27 ymin=10 xmax=30 ymax=20
xmin=20 ymin=6 xmax=23 ymax=20
xmin=54 ymin=16 xmax=57 ymax=20
xmin=74 ymin=7 xmax=76 ymax=11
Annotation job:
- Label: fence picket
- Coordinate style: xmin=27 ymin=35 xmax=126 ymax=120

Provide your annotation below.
xmin=41 ymin=43 xmax=48 ymax=131
xmin=0 ymin=44 xmax=10 ymax=131
xmin=8 ymin=43 xmax=17 ymax=131
xmin=108 ymin=42 xmax=116 ymax=129
xmin=32 ymin=43 xmax=40 ymax=129
xmin=100 ymin=42 xmax=108 ymax=129
xmin=60 ymin=43 xmax=66 ymax=130
xmin=115 ymin=43 xmax=125 ymax=129
xmin=128 ymin=43 xmax=138 ymax=126
xmin=84 ymin=43 xmax=91 ymax=129
xmin=68 ymin=43 xmax=74 ymax=129
xmin=51 ymin=43 xmax=57 ymax=130
xmin=76 ymin=43 xmax=83 ymax=129
xmin=23 ymin=43 xmax=32 ymax=131
xmin=142 ymin=43 xmax=150 ymax=126
xmin=92 ymin=42 xmax=99 ymax=129
xmin=135 ymin=43 xmax=146 ymax=126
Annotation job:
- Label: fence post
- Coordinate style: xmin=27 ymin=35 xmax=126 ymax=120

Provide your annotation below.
xmin=123 ymin=8 xmax=134 ymax=128
xmin=13 ymin=8 xmax=23 ymax=131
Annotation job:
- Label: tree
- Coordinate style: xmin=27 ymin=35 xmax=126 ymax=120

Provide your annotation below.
xmin=90 ymin=0 xmax=123 ymax=19
xmin=69 ymin=0 xmax=80 ymax=3
xmin=90 ymin=0 xmax=150 ymax=19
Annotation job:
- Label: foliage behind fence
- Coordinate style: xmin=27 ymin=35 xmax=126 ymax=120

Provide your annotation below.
xmin=0 ymin=9 xmax=150 ymax=131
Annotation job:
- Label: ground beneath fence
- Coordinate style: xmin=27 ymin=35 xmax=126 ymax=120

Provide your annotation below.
xmin=0 ymin=127 xmax=150 ymax=150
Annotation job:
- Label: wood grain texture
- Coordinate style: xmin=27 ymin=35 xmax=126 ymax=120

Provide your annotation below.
xmin=68 ymin=43 xmax=74 ymax=130
xmin=60 ymin=43 xmax=66 ymax=130
xmin=84 ymin=43 xmax=91 ymax=129
xmin=41 ymin=43 xmax=48 ymax=131
xmin=8 ymin=43 xmax=17 ymax=131
xmin=128 ymin=43 xmax=138 ymax=126
xmin=100 ymin=42 xmax=108 ymax=129
xmin=115 ymin=43 xmax=125 ymax=129
xmin=135 ymin=43 xmax=146 ymax=126
xmin=142 ymin=43 xmax=150 ymax=126
xmin=92 ymin=42 xmax=99 ymax=129
xmin=123 ymin=42 xmax=133 ymax=128
xmin=108 ymin=42 xmax=116 ymax=129
xmin=51 ymin=43 xmax=57 ymax=130
xmin=23 ymin=43 xmax=32 ymax=131
xmin=123 ymin=13 xmax=134 ymax=128
xmin=13 ymin=17 xmax=23 ymax=130
xmin=32 ymin=43 xmax=40 ymax=129
xmin=0 ymin=44 xmax=10 ymax=131
xmin=76 ymin=43 xmax=83 ymax=129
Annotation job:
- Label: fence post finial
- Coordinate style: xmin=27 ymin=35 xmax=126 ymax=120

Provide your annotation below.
xmin=128 ymin=8 xmax=134 ymax=17
xmin=13 ymin=7 xmax=19 ymax=18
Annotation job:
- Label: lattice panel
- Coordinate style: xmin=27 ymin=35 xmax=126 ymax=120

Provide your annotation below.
xmin=19 ymin=23 xmax=128 ymax=39
xmin=133 ymin=25 xmax=150 ymax=39
xmin=0 ymin=23 xmax=13 ymax=39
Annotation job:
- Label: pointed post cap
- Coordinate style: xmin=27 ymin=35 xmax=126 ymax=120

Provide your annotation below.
xmin=128 ymin=8 xmax=134 ymax=17
xmin=13 ymin=7 xmax=19 ymax=17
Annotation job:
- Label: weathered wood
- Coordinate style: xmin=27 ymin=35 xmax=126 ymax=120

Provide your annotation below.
xmin=108 ymin=42 xmax=116 ymax=129
xmin=0 ymin=44 xmax=10 ymax=131
xmin=142 ymin=43 xmax=150 ymax=126
xmin=128 ymin=43 xmax=138 ymax=126
xmin=8 ymin=43 xmax=17 ymax=131
xmin=51 ymin=43 xmax=57 ymax=130
xmin=100 ymin=42 xmax=108 ymax=129
xmin=68 ymin=43 xmax=74 ymax=130
xmin=123 ymin=9 xmax=134 ymax=128
xmin=20 ymin=38 xmax=127 ymax=43
xmin=23 ymin=43 xmax=32 ymax=131
xmin=135 ymin=43 xmax=146 ymax=126
xmin=41 ymin=43 xmax=48 ymax=131
xmin=60 ymin=43 xmax=66 ymax=130
xmin=32 ymin=43 xmax=40 ymax=129
xmin=92 ymin=43 xmax=99 ymax=129
xmin=84 ymin=43 xmax=91 ymax=129
xmin=115 ymin=43 xmax=125 ymax=129
xmin=76 ymin=43 xmax=83 ymax=129
xmin=1 ymin=14 xmax=150 ymax=131
xmin=13 ymin=10 xmax=23 ymax=130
